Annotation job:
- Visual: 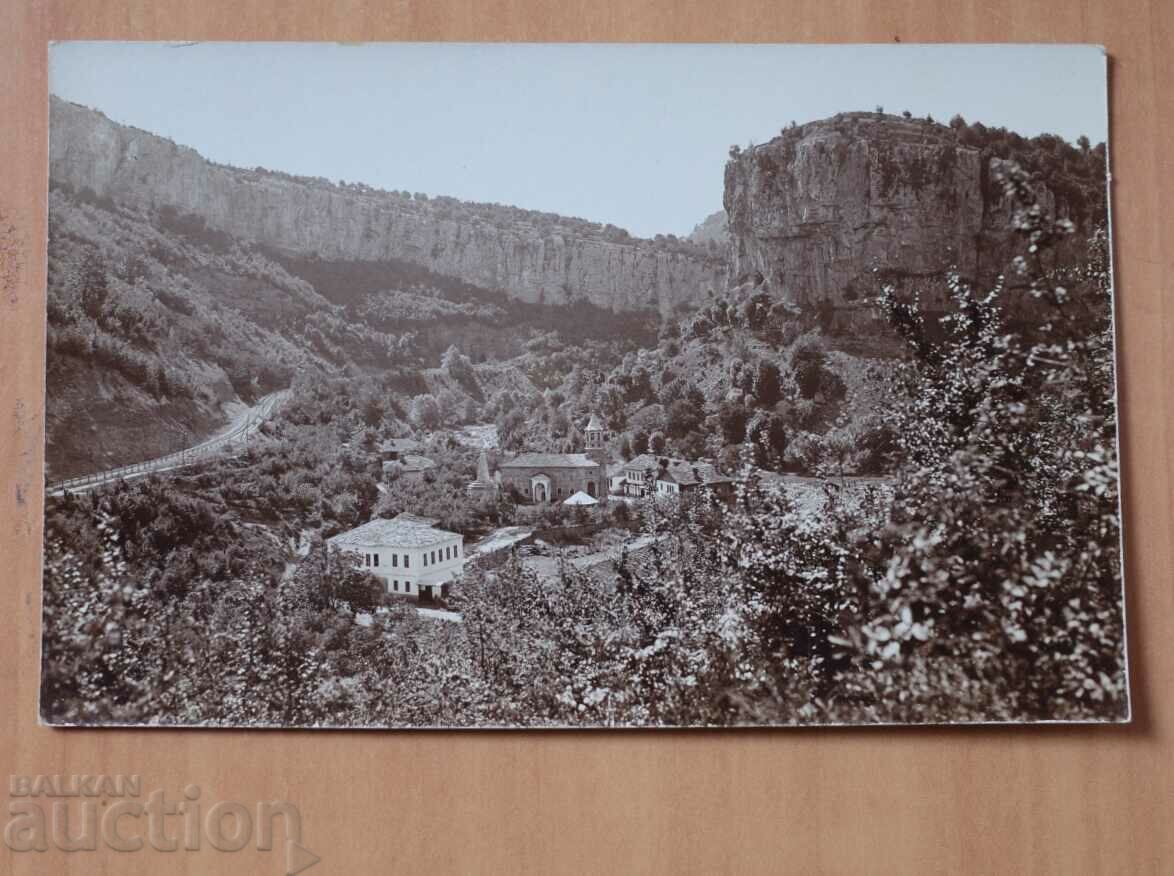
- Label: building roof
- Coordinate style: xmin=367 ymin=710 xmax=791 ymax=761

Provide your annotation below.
xmin=622 ymin=455 xmax=731 ymax=486
xmin=383 ymin=454 xmax=436 ymax=473
xmin=500 ymin=452 xmax=601 ymax=470
xmin=657 ymin=459 xmax=732 ymax=487
xmin=623 ymin=454 xmax=666 ymax=472
xmin=585 ymin=413 xmax=605 ymax=432
xmin=328 ymin=512 xmax=458 ymax=550
xmin=563 ymin=491 xmax=599 ymax=506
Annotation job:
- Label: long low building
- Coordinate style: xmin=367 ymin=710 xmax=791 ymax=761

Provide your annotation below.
xmin=620 ymin=454 xmax=735 ymax=501
xmin=328 ymin=512 xmax=464 ymax=601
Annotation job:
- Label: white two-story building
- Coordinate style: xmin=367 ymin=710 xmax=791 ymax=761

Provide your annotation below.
xmin=328 ymin=512 xmax=464 ymax=602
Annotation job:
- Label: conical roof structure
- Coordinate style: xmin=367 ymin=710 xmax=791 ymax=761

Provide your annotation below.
xmin=467 ymin=449 xmax=499 ymax=497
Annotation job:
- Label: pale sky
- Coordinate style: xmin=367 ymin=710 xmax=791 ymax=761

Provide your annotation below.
xmin=49 ymin=42 xmax=1107 ymax=239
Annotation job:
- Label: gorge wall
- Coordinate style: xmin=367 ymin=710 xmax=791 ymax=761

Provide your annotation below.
xmin=48 ymin=97 xmax=725 ymax=314
xmin=723 ymin=112 xmax=1099 ymax=313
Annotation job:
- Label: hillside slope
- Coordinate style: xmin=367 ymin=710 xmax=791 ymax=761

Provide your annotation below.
xmin=45 ymin=187 xmax=657 ymax=478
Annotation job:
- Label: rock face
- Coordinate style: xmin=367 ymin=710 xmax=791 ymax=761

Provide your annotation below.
xmin=49 ymin=97 xmax=725 ymax=314
xmin=687 ymin=210 xmax=729 ymax=246
xmin=723 ymin=113 xmax=1076 ymax=311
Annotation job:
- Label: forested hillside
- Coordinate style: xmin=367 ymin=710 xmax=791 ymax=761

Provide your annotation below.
xmin=45 ymin=184 xmax=663 ymax=478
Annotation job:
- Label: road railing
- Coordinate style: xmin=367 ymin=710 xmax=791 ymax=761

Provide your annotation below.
xmin=46 ymin=390 xmax=285 ymax=494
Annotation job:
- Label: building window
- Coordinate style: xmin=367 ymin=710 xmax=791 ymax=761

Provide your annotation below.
xmin=405 ymin=582 xmax=411 ymax=593
xmin=404 ymin=555 xmax=410 ymax=568
xmin=392 ymin=554 xmax=398 ymax=568
xmin=364 ymin=553 xmax=370 ymax=566
xmin=373 ymin=554 xmax=379 ymax=567
xmin=430 ymin=550 xmax=436 ymax=564
xmin=393 ymin=581 xmax=398 ymax=592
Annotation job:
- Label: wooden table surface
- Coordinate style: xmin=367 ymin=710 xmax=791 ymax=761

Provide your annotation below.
xmin=2 ymin=2 xmax=1171 ymax=873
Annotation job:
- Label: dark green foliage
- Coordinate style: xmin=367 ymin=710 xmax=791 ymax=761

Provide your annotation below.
xmin=271 ymin=252 xmax=661 ymax=352
xmin=718 ymin=401 xmax=751 ymax=445
xmin=753 ymin=360 xmax=783 ymax=406
xmin=793 ymin=346 xmax=845 ymax=401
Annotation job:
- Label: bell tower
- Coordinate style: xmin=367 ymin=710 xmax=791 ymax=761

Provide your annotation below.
xmin=584 ymin=413 xmax=606 ymax=456
xmin=583 ymin=414 xmax=609 ymax=502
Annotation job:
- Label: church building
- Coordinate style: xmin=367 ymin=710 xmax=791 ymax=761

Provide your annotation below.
xmin=497 ymin=414 xmax=610 ymax=505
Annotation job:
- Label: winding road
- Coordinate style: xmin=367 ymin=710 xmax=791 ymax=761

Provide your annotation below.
xmin=46 ymin=390 xmax=288 ymax=496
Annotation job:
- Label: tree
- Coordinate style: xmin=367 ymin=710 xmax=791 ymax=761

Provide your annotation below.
xmin=296 ymin=545 xmax=383 ymax=614
xmin=754 ymin=361 xmax=783 ymax=406
xmin=836 ymin=162 xmax=1126 ymax=721
xmin=362 ymin=395 xmax=384 ymax=428
xmin=631 ymin=429 xmax=648 ymax=457
xmin=718 ymin=401 xmax=751 ymax=445
xmin=793 ymin=346 xmax=831 ymax=400
xmin=409 ymin=394 xmax=442 ymax=431
xmin=79 ymin=252 xmax=109 ymax=320
xmin=441 ymin=344 xmax=477 ymax=392
xmin=648 ymin=431 xmax=667 ymax=454
xmin=666 ymin=398 xmax=703 ymax=439
xmin=814 ymin=420 xmax=860 ymax=484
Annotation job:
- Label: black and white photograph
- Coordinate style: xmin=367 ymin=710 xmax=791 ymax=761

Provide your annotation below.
xmin=40 ymin=42 xmax=1126 ymax=728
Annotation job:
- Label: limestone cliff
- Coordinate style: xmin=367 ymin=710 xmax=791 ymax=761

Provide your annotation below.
xmin=723 ymin=112 xmax=1101 ymax=311
xmin=48 ymin=97 xmax=725 ymax=314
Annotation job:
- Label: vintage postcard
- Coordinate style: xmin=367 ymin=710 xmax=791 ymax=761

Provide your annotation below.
xmin=40 ymin=42 xmax=1126 ymax=727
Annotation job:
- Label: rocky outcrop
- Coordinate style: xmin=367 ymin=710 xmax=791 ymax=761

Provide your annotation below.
xmin=49 ymin=97 xmax=725 ymax=314
xmin=723 ymin=112 xmax=1089 ymax=312
xmin=688 ymin=210 xmax=729 ymax=246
